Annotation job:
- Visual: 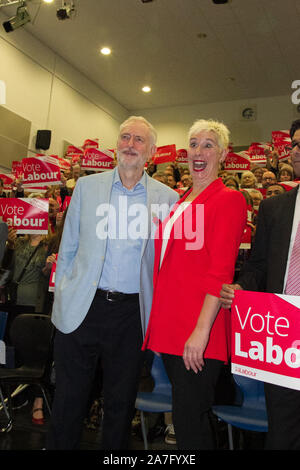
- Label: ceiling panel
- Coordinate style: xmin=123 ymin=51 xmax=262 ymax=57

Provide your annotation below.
xmin=0 ymin=0 xmax=297 ymax=110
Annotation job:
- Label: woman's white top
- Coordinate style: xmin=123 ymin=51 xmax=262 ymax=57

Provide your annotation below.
xmin=159 ymin=201 xmax=192 ymax=269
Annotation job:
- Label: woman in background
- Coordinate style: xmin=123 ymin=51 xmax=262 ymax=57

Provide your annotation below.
xmin=3 ymin=227 xmax=52 ymax=425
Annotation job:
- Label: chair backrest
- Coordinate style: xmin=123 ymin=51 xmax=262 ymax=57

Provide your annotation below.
xmin=151 ymin=354 xmax=172 ymax=395
xmin=233 ymin=374 xmax=266 ymax=410
xmin=0 ymin=311 xmax=8 ymax=340
xmin=9 ymin=314 xmax=54 ymax=371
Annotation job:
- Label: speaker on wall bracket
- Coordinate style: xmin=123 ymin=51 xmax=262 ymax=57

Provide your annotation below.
xmin=35 ymin=130 xmax=51 ymax=150
xmin=240 ymin=105 xmax=257 ymax=121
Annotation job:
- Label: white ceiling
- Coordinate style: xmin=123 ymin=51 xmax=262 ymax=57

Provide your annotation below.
xmin=2 ymin=0 xmax=300 ymax=111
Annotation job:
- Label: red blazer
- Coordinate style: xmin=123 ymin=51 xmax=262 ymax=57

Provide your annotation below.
xmin=143 ymin=178 xmax=247 ymax=362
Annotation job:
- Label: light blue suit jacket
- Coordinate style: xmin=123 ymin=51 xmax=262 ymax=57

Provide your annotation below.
xmin=51 ymin=168 xmax=179 ymax=335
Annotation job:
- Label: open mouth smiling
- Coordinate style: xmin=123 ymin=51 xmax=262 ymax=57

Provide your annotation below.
xmin=193 ymin=160 xmax=207 ymax=172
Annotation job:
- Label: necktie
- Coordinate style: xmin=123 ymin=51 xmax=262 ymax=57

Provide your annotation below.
xmin=285 ymin=222 xmax=300 ymax=295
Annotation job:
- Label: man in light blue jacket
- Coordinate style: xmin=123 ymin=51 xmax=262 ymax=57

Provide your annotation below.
xmin=47 ymin=116 xmax=178 ymax=450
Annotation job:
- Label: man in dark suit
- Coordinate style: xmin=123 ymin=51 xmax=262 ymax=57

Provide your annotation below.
xmin=220 ymin=119 xmax=300 ymax=450
xmin=0 ymin=220 xmax=8 ymax=265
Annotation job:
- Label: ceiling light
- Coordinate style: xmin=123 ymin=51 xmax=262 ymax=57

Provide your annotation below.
xmin=2 ymin=2 xmax=30 ymax=33
xmin=100 ymin=47 xmax=111 ymax=56
xmin=43 ymin=0 xmax=54 ymax=3
xmin=142 ymin=86 xmax=151 ymax=93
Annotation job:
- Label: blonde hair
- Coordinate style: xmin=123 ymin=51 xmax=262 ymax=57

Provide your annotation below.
xmin=240 ymin=171 xmax=257 ymax=187
xmin=119 ymin=116 xmax=157 ymax=145
xmin=241 ymin=170 xmax=256 ymax=179
xmin=248 ymin=189 xmax=263 ymax=200
xmin=188 ymin=119 xmax=230 ymax=150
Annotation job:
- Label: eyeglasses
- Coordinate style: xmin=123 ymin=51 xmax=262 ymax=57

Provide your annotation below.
xmin=285 ymin=141 xmax=300 ymax=152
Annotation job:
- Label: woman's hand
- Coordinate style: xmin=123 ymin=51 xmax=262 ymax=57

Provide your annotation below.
xmin=183 ymin=294 xmax=223 ymax=373
xmin=183 ymin=326 xmax=210 ymax=373
xmin=60 ymin=173 xmax=67 ymax=187
xmin=43 ymin=253 xmax=57 ymax=273
xmin=7 ymin=227 xmax=17 ymax=248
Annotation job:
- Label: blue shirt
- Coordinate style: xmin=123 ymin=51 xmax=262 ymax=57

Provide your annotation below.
xmin=98 ymin=169 xmax=147 ymax=293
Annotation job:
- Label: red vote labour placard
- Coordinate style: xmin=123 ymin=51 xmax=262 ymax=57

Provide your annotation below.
xmin=58 ymin=157 xmax=71 ymax=172
xmin=271 ymin=130 xmax=290 ymax=141
xmin=176 ymin=149 xmax=188 ymax=164
xmin=81 ymin=148 xmax=114 ymax=172
xmin=22 ymin=155 xmax=61 ymax=187
xmin=247 ymin=143 xmax=270 ymax=166
xmin=0 ymin=198 xmax=49 ymax=234
xmin=231 ymin=291 xmax=300 ymax=390
xmin=0 ymin=173 xmax=15 ymax=191
xmin=153 ymin=145 xmax=177 ymax=165
xmin=224 ymin=152 xmax=250 ymax=172
xmin=11 ymin=161 xmax=23 ymax=179
xmin=83 ymin=138 xmax=99 ymax=149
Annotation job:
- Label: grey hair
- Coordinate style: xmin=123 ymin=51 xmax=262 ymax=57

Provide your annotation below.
xmin=241 ymin=170 xmax=257 ymax=182
xmin=188 ymin=119 xmax=230 ymax=150
xmin=248 ymin=189 xmax=263 ymax=200
xmin=119 ymin=116 xmax=157 ymax=145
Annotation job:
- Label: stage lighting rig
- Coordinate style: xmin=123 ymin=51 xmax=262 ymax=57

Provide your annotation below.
xmin=2 ymin=1 xmax=30 ymax=33
xmin=0 ymin=0 xmax=27 ymax=7
xmin=56 ymin=1 xmax=75 ymax=20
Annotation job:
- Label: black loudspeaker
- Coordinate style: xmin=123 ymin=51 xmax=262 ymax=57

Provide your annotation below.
xmin=35 ymin=130 xmax=51 ymax=150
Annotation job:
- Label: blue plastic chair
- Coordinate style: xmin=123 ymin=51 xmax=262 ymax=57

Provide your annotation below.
xmin=212 ymin=374 xmax=268 ymax=449
xmin=135 ymin=354 xmax=172 ymax=449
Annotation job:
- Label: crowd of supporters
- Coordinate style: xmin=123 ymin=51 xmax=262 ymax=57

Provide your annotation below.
xmin=0 ymin=145 xmax=298 ymax=444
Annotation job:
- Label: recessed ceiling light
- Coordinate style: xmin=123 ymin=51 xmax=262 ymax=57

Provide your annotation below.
xmin=142 ymin=86 xmax=151 ymax=93
xmin=100 ymin=47 xmax=111 ymax=55
xmin=43 ymin=0 xmax=54 ymax=3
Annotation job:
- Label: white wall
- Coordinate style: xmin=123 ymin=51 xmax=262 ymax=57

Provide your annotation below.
xmin=0 ymin=10 xmax=128 ymax=158
xmin=132 ymin=95 xmax=298 ymax=150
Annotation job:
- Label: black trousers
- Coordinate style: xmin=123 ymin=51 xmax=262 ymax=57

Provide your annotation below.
xmin=162 ymin=353 xmax=222 ymax=450
xmin=46 ymin=291 xmax=143 ymax=450
xmin=264 ymin=382 xmax=300 ymax=450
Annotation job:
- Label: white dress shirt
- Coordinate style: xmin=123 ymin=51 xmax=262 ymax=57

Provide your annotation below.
xmin=159 ymin=202 xmax=191 ymax=269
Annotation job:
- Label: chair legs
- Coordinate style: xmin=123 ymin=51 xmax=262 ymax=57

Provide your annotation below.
xmin=228 ymin=424 xmax=234 ymax=450
xmin=0 ymin=382 xmax=51 ymax=433
xmin=0 ymin=385 xmax=12 ymax=433
xmin=40 ymin=385 xmax=51 ymax=415
xmin=140 ymin=411 xmax=149 ymax=450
